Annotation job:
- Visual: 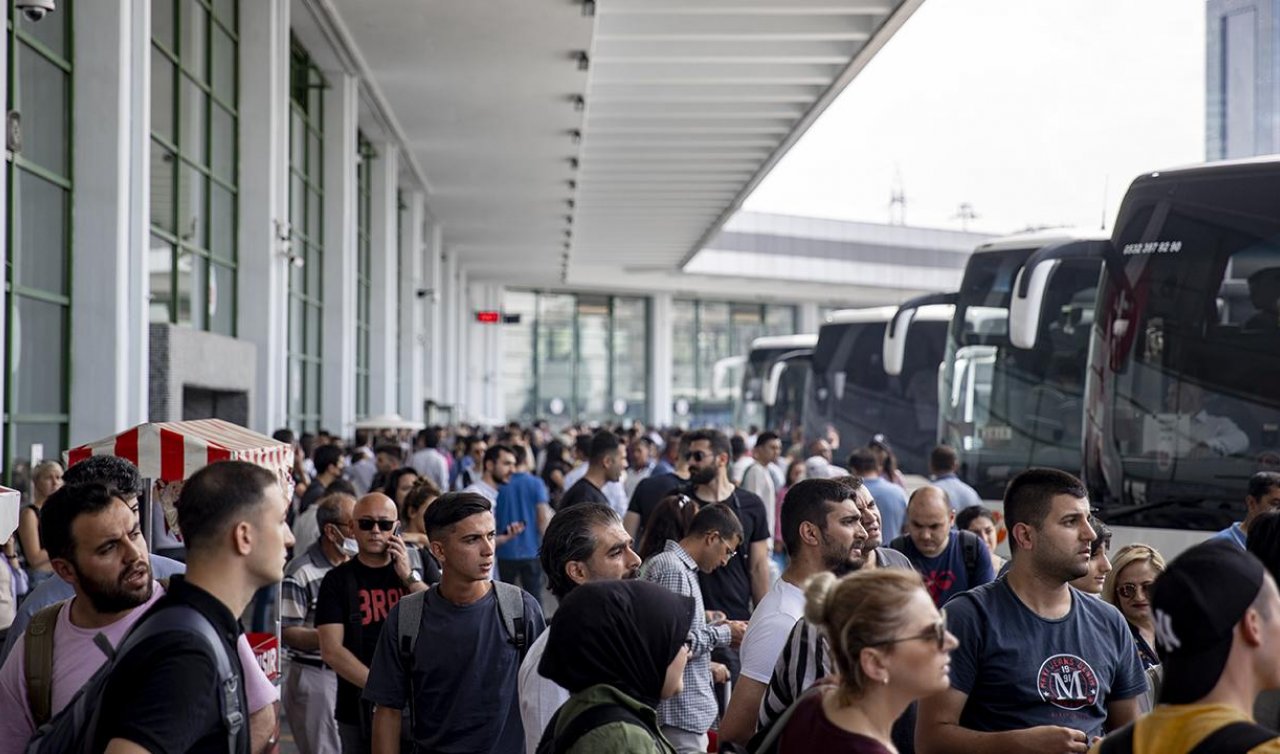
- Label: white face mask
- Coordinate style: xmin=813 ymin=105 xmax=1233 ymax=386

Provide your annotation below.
xmin=340 ymin=536 xmax=359 ymax=558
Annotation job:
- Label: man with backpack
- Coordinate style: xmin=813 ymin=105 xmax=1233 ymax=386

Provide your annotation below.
xmin=90 ymin=460 xmax=294 ymax=753
xmin=364 ymin=492 xmax=545 ymax=753
xmin=316 ymin=493 xmax=428 ymax=753
xmin=890 ymin=485 xmax=994 ymax=607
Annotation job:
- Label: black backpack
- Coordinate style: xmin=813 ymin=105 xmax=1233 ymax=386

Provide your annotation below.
xmin=534 ymin=702 xmax=654 ymax=754
xmin=24 ymin=604 xmax=244 ymax=754
xmin=890 ymin=530 xmax=983 ymax=586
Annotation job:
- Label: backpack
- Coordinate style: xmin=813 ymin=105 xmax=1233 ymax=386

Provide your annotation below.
xmin=24 ymin=604 xmax=245 ymax=754
xmin=534 ymin=702 xmax=654 ymax=754
xmin=890 ymin=530 xmax=982 ymax=586
xmin=1098 ymin=719 xmax=1276 ymax=754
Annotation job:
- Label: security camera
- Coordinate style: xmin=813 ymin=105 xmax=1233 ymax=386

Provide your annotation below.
xmin=16 ymin=0 xmax=55 ymax=22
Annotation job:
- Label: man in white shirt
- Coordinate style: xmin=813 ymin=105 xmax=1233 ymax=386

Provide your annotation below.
xmin=1168 ymin=382 xmax=1249 ymax=456
xmin=717 ymin=477 xmax=868 ymax=746
xmin=516 ymin=503 xmax=641 ymax=754
xmin=407 ymin=426 xmax=450 ymax=492
xmin=740 ymin=431 xmax=782 ymax=544
xmin=463 ymin=444 xmax=516 ymax=505
xmin=622 ymin=437 xmax=655 ymax=500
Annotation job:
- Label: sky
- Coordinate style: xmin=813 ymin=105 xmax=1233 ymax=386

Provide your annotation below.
xmin=742 ymin=0 xmax=1207 ymax=235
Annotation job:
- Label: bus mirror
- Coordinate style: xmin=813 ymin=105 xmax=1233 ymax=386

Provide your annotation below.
xmin=884 ymin=292 xmax=958 ymax=376
xmin=764 ymin=361 xmax=787 ymax=406
xmin=1009 ymin=239 xmax=1109 ymax=350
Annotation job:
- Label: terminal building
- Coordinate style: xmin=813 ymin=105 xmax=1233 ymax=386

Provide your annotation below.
xmin=0 ymin=0 xmax=1007 ymax=476
xmin=1206 ymin=0 xmax=1280 ymax=159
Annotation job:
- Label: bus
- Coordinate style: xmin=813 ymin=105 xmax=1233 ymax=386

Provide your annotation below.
xmin=888 ymin=230 xmax=1108 ymax=499
xmin=736 ymin=334 xmax=817 ymax=430
xmin=762 ymin=348 xmax=813 ymax=437
xmin=1081 ymin=156 xmax=1280 ymax=553
xmin=805 ymin=306 xmax=952 ymax=475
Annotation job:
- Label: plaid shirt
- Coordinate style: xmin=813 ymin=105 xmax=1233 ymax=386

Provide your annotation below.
xmin=640 ymin=540 xmax=731 ymax=734
xmin=281 ymin=543 xmax=337 ymax=662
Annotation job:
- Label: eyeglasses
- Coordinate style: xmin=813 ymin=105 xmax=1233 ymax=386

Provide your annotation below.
xmin=684 ymin=450 xmax=709 ymax=462
xmin=356 ymin=518 xmax=396 ymax=532
xmin=1116 ymin=582 xmax=1155 ymax=600
xmin=867 ymin=609 xmax=948 ymax=652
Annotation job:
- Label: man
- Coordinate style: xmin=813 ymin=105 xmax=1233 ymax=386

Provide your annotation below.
xmin=281 ymin=493 xmax=357 ymax=754
xmin=452 ymin=435 xmax=488 ymax=491
xmin=517 ymin=503 xmax=642 ymax=754
xmin=293 ymin=445 xmax=348 ymax=555
xmin=641 ymin=504 xmax=749 ymax=753
xmin=91 ymin=461 xmax=294 ymax=753
xmin=928 ymin=444 xmax=981 ymax=512
xmin=718 ymin=478 xmax=868 ymax=746
xmin=1090 ymin=541 xmax=1280 ymax=753
xmin=365 ymin=493 xmax=546 ymax=754
xmin=562 ymin=432 xmax=629 ymax=516
xmin=653 ymin=429 xmax=683 ymax=476
xmin=729 ymin=434 xmax=753 ymax=485
xmin=740 ymin=432 xmax=782 ymax=547
xmin=370 ymin=444 xmax=404 ymax=494
xmin=464 ymin=444 xmax=517 ymax=506
xmin=803 ymin=438 xmax=841 ymax=479
xmin=495 ymin=445 xmax=553 ymax=605
xmin=624 ymin=433 xmax=691 ymax=541
xmin=1166 ymin=381 xmax=1250 ymax=457
xmin=890 ymin=485 xmax=995 ymax=607
xmin=315 ymin=493 xmax=427 ymax=753
xmin=622 ymin=436 xmax=655 ymax=499
xmin=848 ymin=447 xmax=908 ymax=540
xmin=408 ymin=426 xmax=450 ymax=492
xmin=1211 ymin=471 xmax=1280 ymax=549
xmin=346 ymin=432 xmax=377 ymax=495
xmin=0 ymin=481 xmax=279 ymax=754
xmin=916 ymin=468 xmax=1146 ymax=754
xmin=559 ymin=430 xmax=625 ymax=511
xmin=685 ymin=429 xmax=772 ymax=628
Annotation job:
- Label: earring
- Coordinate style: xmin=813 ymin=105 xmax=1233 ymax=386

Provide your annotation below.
xmin=882 ymin=675 xmax=890 ymax=685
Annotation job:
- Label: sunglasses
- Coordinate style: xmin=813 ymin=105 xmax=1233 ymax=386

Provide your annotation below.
xmin=356 ymin=518 xmax=396 ymax=532
xmin=1116 ymin=582 xmax=1155 ymax=600
xmin=684 ymin=450 xmax=710 ymax=462
xmin=868 ymin=609 xmax=948 ymax=652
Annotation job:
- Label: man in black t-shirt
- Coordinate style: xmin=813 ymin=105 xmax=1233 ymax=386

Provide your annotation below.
xmin=93 ymin=461 xmax=295 ymax=754
xmin=316 ymin=493 xmax=428 ymax=753
xmin=558 ymin=430 xmax=625 ymax=509
xmin=624 ymin=433 xmax=691 ymax=540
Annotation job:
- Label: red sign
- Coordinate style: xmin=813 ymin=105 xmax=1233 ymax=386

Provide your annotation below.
xmin=475 ymin=310 xmax=501 ymax=323
xmin=247 ymin=631 xmax=280 ymax=683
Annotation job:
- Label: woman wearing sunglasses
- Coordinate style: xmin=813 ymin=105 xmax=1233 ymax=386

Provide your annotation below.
xmin=775 ymin=569 xmax=956 ymax=753
xmin=1102 ymin=543 xmax=1167 ymax=711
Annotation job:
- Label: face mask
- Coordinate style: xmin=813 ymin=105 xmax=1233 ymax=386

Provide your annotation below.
xmin=340 ymin=536 xmax=359 ymax=557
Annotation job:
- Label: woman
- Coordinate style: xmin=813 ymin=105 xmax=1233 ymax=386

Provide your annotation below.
xmin=398 ymin=478 xmax=442 ymax=585
xmin=1068 ymin=517 xmax=1113 ymax=596
xmin=636 ymin=494 xmax=700 ymax=561
xmin=777 ymin=569 xmax=957 ymax=752
xmin=868 ymin=436 xmax=907 ymax=488
xmin=382 ymin=467 xmax=420 ymax=508
xmin=956 ymin=505 xmax=1007 ymax=575
xmin=538 ymin=579 xmax=691 ymax=753
xmin=1103 ymin=543 xmax=1166 ymax=671
xmin=775 ymin=459 xmax=806 ymax=556
xmin=17 ymin=460 xmax=64 ymax=589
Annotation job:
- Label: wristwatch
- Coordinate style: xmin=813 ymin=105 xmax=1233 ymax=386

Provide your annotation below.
xmin=406 ymin=569 xmax=423 ymax=586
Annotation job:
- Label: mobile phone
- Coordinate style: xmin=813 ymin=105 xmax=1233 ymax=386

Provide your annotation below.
xmin=393 ymin=521 xmax=402 ymax=537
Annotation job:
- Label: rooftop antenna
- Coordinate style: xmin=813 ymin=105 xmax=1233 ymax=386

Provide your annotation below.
xmin=888 ymin=166 xmax=907 ymax=225
xmin=953 ymin=202 xmax=979 ymax=231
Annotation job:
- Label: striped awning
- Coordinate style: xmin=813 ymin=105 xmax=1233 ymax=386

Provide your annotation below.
xmin=64 ymin=419 xmax=294 ymax=481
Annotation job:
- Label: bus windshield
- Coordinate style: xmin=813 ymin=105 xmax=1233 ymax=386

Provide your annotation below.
xmin=940 ymin=246 xmax=1100 ymax=498
xmin=766 ymin=352 xmax=812 ymax=437
xmin=1085 ymin=165 xmax=1280 ymax=529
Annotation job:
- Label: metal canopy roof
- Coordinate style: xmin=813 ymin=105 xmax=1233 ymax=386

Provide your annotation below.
xmin=329 ymin=0 xmax=922 ymax=291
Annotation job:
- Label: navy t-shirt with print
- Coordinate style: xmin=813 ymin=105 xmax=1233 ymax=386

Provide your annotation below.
xmin=891 ymin=530 xmax=995 ymax=607
xmin=946 ymin=578 xmax=1147 ymax=739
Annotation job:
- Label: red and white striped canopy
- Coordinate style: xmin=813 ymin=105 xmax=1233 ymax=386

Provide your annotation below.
xmin=63 ymin=419 xmax=294 ymax=481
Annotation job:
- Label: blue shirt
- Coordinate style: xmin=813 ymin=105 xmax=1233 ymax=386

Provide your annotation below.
xmin=863 ymin=476 xmax=908 ymax=540
xmin=1210 ymin=522 xmax=1247 ymax=549
xmin=496 ymin=472 xmax=549 ymax=561
xmin=947 ymin=578 xmax=1147 ymax=739
xmin=891 ymin=530 xmax=995 ymax=607
xmin=932 ymin=473 xmax=983 ymax=512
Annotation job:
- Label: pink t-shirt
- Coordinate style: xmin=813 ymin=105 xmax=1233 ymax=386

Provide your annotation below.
xmin=0 ymin=581 xmax=277 ymax=752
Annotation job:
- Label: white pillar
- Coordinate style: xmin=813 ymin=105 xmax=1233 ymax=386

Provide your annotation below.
xmin=238 ymin=0 xmax=290 ymax=433
xmin=650 ymin=293 xmax=674 ymax=426
xmin=456 ymin=266 xmax=470 ymax=419
xmin=368 ymin=142 xmax=399 ymax=415
xmin=398 ymin=191 xmax=426 ymax=422
xmin=468 ymin=282 xmax=502 ymax=422
xmin=799 ymin=302 xmax=821 ymax=334
xmin=421 ymin=217 xmax=443 ymax=410
xmin=321 ymin=72 xmax=358 ymax=436
xmin=441 ymin=251 xmax=459 ymax=412
xmin=69 ymin=0 xmax=149 ymax=443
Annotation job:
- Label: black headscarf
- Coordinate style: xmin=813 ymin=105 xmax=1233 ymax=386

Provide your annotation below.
xmin=540 ymin=580 xmax=694 ymax=708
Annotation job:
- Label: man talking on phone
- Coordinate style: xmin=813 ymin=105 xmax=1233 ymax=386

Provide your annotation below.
xmin=316 ymin=493 xmax=427 ymax=753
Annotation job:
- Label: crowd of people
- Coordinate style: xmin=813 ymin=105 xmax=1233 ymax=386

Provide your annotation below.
xmin=0 ymin=421 xmax=1279 ymax=754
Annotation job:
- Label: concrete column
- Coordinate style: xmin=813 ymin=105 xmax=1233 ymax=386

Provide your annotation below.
xmin=320 ymin=72 xmax=358 ymax=436
xmin=421 ymin=217 xmax=443 ymax=410
xmin=69 ymin=0 xmax=149 ymax=444
xmin=440 ymin=251 xmax=459 ymax=413
xmin=237 ymin=0 xmax=290 ymax=433
xmin=398 ymin=191 xmax=426 ymax=422
xmin=799 ymin=302 xmax=821 ymax=334
xmin=649 ymin=293 xmax=674 ymax=426
xmin=467 ymin=282 xmax=502 ymax=422
xmin=456 ymin=266 xmax=470 ymax=419
xmin=368 ymin=142 xmax=399 ymax=416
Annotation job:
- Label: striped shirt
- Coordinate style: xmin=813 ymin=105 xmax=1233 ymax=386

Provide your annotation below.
xmin=641 ymin=540 xmax=731 ymax=734
xmin=281 ymin=543 xmax=338 ymax=663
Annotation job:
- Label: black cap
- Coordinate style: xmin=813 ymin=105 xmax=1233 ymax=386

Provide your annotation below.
xmin=1152 ymin=540 xmax=1266 ymax=704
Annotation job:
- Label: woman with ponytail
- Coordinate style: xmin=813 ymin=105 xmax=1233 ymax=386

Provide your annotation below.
xmin=776 ymin=569 xmax=957 ymax=752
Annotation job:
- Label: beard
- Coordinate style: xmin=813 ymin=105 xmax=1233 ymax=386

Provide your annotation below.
xmin=820 ymin=529 xmax=863 ymax=573
xmin=75 ymin=560 xmax=153 ymax=614
xmin=689 ymin=465 xmax=717 ymax=486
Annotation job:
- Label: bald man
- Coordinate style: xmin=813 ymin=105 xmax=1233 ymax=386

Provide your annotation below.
xmin=315 ymin=494 xmax=427 ymax=752
xmin=888 ymin=486 xmax=994 ymax=607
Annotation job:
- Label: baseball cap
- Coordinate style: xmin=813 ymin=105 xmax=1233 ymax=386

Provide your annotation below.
xmin=1152 ymin=540 xmax=1266 ymax=704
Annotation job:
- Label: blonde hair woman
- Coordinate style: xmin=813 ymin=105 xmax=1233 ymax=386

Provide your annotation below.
xmin=776 ymin=569 xmax=957 ymax=753
xmin=1103 ymin=543 xmax=1167 ymax=670
xmin=16 ymin=460 xmax=63 ymax=588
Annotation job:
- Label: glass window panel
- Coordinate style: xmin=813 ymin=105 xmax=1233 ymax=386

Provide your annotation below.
xmin=213 ymin=0 xmax=237 ymax=29
xmin=537 ymin=294 xmax=576 ymax=419
xmin=18 ymin=3 xmax=67 ymax=59
xmin=305 ymin=242 xmax=322 ymax=299
xmin=11 ymin=424 xmax=65 ymax=479
xmin=671 ymin=299 xmax=698 ymax=416
xmin=14 ymin=170 xmax=67 ymax=294
xmin=612 ymin=297 xmax=649 ymax=421
xmin=182 ymin=0 xmax=207 ymax=81
xmin=305 ymin=302 xmax=322 ymax=357
xmin=152 ymin=0 xmax=176 ymax=52
xmin=149 ymin=235 xmax=174 ymax=322
xmin=150 ymin=142 xmax=176 ymax=234
xmin=151 ymin=48 xmax=176 ymax=144
xmin=16 ymin=43 xmax=69 ymax=176
xmin=211 ymin=25 xmax=235 ymax=103
xmin=305 ymin=361 xmax=321 ymax=411
xmin=210 ymin=103 xmax=234 ymax=184
xmin=12 ymin=296 xmax=67 ymax=415
xmin=175 ymin=250 xmax=206 ymax=329
xmin=209 ymin=182 xmax=234 ymax=261
xmin=766 ymin=304 xmax=796 ymax=335
xmin=290 ymin=112 xmax=304 ymax=173
xmin=177 ymin=162 xmax=206 ymax=250
xmin=288 ymin=294 xmax=303 ymax=354
xmin=309 ymin=83 xmax=323 ymax=120
xmin=307 ymin=186 xmax=323 ymax=247
xmin=501 ymin=291 xmax=537 ymax=422
xmin=178 ymin=76 xmax=207 ymax=157
xmin=209 ymin=261 xmax=234 ymax=335
xmin=289 ymin=173 xmax=305 ymax=240
xmin=577 ymin=296 xmax=610 ymax=420
xmin=308 ymin=130 xmax=322 ymax=181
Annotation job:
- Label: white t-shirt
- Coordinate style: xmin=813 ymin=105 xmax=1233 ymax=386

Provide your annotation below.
xmin=517 ymin=629 xmax=568 ymax=754
xmin=738 ymin=578 xmax=807 ymax=684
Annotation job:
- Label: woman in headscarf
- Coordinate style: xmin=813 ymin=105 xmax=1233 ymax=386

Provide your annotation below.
xmin=538 ymin=579 xmax=693 ymax=753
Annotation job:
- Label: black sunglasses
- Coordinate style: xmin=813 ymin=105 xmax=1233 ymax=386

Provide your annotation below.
xmin=867 ymin=609 xmax=948 ymax=652
xmin=357 ymin=518 xmax=396 ymax=532
xmin=684 ymin=450 xmax=710 ymax=462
